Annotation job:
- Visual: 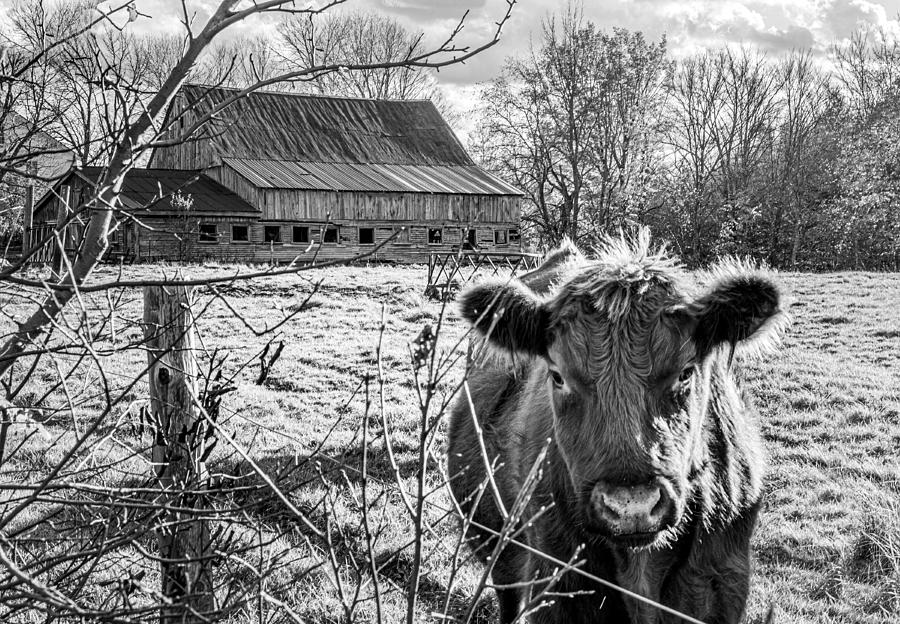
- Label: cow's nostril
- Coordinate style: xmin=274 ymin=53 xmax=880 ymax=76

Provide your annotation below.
xmin=645 ymin=486 xmax=661 ymax=511
xmin=598 ymin=493 xmax=622 ymax=519
xmin=649 ymin=488 xmax=668 ymax=520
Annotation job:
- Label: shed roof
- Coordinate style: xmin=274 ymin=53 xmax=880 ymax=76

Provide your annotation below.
xmin=222 ymin=158 xmax=522 ymax=196
xmin=176 ymin=84 xmax=477 ymax=167
xmin=34 ymin=167 xmax=259 ymax=216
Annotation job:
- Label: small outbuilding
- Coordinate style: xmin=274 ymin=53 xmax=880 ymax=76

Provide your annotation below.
xmin=30 ymin=167 xmax=259 ymax=263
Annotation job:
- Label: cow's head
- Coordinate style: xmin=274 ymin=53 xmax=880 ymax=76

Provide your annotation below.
xmin=460 ymin=232 xmax=786 ymax=549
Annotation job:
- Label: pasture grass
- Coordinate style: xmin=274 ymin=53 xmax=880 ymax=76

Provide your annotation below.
xmin=1 ymin=263 xmax=898 ymax=622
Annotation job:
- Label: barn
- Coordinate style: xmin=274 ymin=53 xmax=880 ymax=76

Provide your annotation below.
xmin=29 ymin=84 xmax=523 ymax=264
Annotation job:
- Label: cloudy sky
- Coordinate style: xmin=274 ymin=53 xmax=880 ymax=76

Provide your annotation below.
xmin=122 ymin=1 xmax=900 ymax=74
xmin=118 ymin=0 xmax=900 ymax=104
xmin=357 ymin=0 xmax=900 ymax=84
xmin=70 ymin=0 xmax=900 ymax=132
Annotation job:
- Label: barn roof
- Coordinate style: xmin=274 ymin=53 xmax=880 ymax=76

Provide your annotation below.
xmin=177 ymin=84 xmax=477 ymax=167
xmin=34 ymin=167 xmax=259 ymax=217
xmin=222 ymin=158 xmax=522 ymax=196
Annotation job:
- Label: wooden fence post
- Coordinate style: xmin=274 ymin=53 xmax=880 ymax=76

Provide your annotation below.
xmin=143 ymin=283 xmax=216 ymax=622
xmin=22 ymin=185 xmax=34 ymax=254
xmin=51 ymin=185 xmax=70 ymax=275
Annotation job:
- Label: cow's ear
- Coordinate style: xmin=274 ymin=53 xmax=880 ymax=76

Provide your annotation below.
xmin=459 ymin=280 xmax=549 ymax=356
xmin=691 ymin=260 xmax=788 ymax=357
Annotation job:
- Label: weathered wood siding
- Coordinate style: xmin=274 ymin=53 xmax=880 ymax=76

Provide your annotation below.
xmin=30 ymin=183 xmax=85 ymax=262
xmin=258 ymin=188 xmax=519 ymax=223
xmin=130 ymin=216 xmax=521 ymax=264
xmin=206 ymin=165 xmax=262 ymax=209
xmin=151 ymin=95 xmax=215 ymax=170
xmin=131 ymin=216 xmax=253 ymax=262
xmin=31 ymin=177 xmax=522 ymax=265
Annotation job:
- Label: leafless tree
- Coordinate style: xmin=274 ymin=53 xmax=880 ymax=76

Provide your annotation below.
xmin=711 ymin=48 xmax=782 ymax=205
xmin=127 ymin=32 xmax=190 ymax=92
xmin=832 ymin=26 xmax=900 ymax=119
xmin=772 ymin=50 xmax=833 ymax=267
xmin=659 ymin=48 xmax=785 ymax=263
xmin=5 ymin=0 xmax=132 ymax=167
xmin=200 ymin=34 xmax=284 ymax=88
xmin=474 ymin=4 xmax=668 ymax=247
xmin=473 ymin=15 xmax=900 ymax=269
xmin=278 ymin=10 xmax=440 ymax=100
xmin=657 ymin=51 xmax=725 ymax=261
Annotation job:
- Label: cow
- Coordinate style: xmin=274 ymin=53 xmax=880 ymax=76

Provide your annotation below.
xmin=447 ymin=231 xmax=788 ymax=623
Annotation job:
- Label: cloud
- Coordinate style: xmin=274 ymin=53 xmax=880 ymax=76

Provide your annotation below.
xmin=646 ymin=1 xmax=819 ymax=53
xmin=816 ymin=0 xmax=900 ymax=40
xmin=376 ymin=0 xmax=488 ymax=19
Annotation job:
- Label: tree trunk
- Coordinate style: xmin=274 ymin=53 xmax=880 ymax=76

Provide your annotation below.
xmin=768 ymin=202 xmax=783 ymax=266
xmin=52 ymin=186 xmax=71 ymax=276
xmin=144 ymin=284 xmax=216 ymax=623
xmin=790 ymin=217 xmax=803 ymax=270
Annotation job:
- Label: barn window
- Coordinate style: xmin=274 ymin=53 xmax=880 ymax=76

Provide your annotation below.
xmin=494 ymin=229 xmax=508 ymax=245
xmin=359 ymin=227 xmax=375 ymax=245
xmin=323 ymin=225 xmax=339 ymax=244
xmin=393 ymin=226 xmax=410 ymax=243
xmin=292 ymin=226 xmax=309 ymax=244
xmin=199 ymin=223 xmax=217 ymax=244
xmin=232 ymin=225 xmax=249 ymax=243
xmin=463 ymin=228 xmax=478 ymax=250
xmin=428 ymin=228 xmax=443 ymax=245
xmin=263 ymin=225 xmax=282 ymax=244
xmin=509 ymin=229 xmax=521 ymax=244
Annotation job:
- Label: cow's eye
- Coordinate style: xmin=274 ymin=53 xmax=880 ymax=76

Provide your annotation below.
xmin=677 ymin=365 xmax=696 ymax=385
xmin=549 ymin=369 xmax=564 ymax=387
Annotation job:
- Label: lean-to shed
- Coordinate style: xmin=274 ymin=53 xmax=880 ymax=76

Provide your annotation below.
xmin=30 ymin=168 xmax=259 ymax=263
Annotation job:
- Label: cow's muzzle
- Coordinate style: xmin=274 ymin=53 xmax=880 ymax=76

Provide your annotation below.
xmin=587 ymin=478 xmax=678 ymax=547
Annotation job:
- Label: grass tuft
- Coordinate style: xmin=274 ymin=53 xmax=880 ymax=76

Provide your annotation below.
xmin=847 ymin=500 xmax=900 ymax=581
xmin=817 ymin=316 xmax=852 ymax=325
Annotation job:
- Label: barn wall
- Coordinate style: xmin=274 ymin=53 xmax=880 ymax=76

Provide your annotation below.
xmin=150 ymin=95 xmax=219 ymax=170
xmin=30 ymin=172 xmax=523 ymax=265
xmin=205 ymin=166 xmax=262 ymax=207
xmin=253 ymin=187 xmax=519 ymax=223
xmin=132 ymin=217 xmax=521 ymax=264
xmin=133 ymin=216 xmax=258 ymax=262
xmin=205 ymin=164 xmax=521 ymax=223
xmin=200 ymin=166 xmax=525 ymax=263
xmin=30 ymin=180 xmax=90 ymax=262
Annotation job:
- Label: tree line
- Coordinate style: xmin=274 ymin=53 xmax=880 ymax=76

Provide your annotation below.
xmin=472 ymin=7 xmax=900 ymax=270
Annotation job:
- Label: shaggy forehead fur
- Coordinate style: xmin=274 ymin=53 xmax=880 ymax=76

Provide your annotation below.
xmin=545 ymin=233 xmax=689 ymax=378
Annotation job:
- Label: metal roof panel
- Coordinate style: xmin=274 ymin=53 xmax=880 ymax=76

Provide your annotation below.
xmin=222 ymin=158 xmax=522 ymax=196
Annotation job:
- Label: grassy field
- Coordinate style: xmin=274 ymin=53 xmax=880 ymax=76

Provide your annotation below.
xmin=1 ymin=263 xmax=898 ymax=623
